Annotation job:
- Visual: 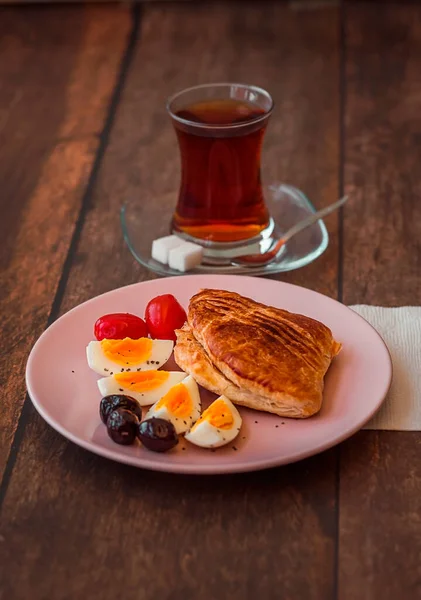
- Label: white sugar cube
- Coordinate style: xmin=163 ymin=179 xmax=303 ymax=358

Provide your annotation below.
xmin=151 ymin=235 xmax=184 ymax=264
xmin=168 ymin=242 xmax=204 ymax=272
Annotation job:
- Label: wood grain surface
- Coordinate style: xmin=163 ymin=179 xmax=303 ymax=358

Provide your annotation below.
xmin=1 ymin=1 xmax=420 ymax=599
xmin=339 ymin=4 xmax=421 ymax=599
xmin=0 ymin=3 xmax=340 ymax=600
xmin=0 ymin=4 xmax=131 ymax=480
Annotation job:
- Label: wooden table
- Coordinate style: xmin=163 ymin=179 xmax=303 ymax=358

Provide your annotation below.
xmin=1 ymin=1 xmax=420 ymax=598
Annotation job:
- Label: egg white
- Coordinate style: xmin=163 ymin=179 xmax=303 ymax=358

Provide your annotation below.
xmin=145 ymin=375 xmax=201 ymax=434
xmin=86 ymin=338 xmax=173 ymax=376
xmin=97 ymin=371 xmax=186 ymax=406
xmin=184 ymin=395 xmax=242 ymax=448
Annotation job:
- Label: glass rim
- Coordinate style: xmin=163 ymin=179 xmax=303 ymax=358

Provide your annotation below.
xmin=166 ymin=82 xmax=274 ymax=130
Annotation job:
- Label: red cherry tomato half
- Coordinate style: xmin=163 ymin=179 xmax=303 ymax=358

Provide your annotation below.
xmin=145 ymin=294 xmax=187 ymax=341
xmin=94 ymin=313 xmax=148 ymax=341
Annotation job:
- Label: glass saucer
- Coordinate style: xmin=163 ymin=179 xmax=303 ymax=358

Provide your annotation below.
xmin=120 ymin=184 xmax=328 ymax=277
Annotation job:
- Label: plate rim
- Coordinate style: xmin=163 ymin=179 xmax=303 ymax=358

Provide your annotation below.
xmin=26 ymin=275 xmax=393 ymax=475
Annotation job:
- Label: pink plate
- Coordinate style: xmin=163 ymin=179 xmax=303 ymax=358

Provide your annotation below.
xmin=26 ymin=275 xmax=392 ymax=474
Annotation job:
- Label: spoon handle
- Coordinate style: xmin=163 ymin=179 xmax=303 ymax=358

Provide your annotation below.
xmin=281 ymin=195 xmax=348 ymax=245
xmin=232 ymin=194 xmax=349 ymax=267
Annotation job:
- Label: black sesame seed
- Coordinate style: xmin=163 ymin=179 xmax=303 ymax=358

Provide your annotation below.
xmin=222 ymin=414 xmax=225 ymax=417
xmin=121 ymin=368 xmax=124 ymax=372
xmin=182 ymin=447 xmax=186 ymax=451
xmin=119 ymin=388 xmax=124 ymax=392
xmin=183 ymin=421 xmax=187 ymax=425
xmin=110 ymin=372 xmax=113 ymax=375
xmin=282 ymin=422 xmax=285 ymax=425
xmin=71 ymin=370 xmax=75 ymax=373
xmin=232 ymin=446 xmax=238 ymax=451
xmin=137 ymin=368 xmax=141 ymax=371
xmin=146 ymin=361 xmax=150 ymax=365
xmin=242 ymin=436 xmax=246 ymax=440
xmin=255 ymin=421 xmax=258 ymax=424
xmin=275 ymin=425 xmax=279 ymax=428
xmin=104 ymin=368 xmax=109 ymax=372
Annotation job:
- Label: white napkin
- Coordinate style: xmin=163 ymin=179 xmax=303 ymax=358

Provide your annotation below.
xmin=350 ymin=305 xmax=421 ymax=431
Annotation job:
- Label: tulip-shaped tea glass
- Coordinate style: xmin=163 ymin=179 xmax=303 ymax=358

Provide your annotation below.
xmin=167 ymin=83 xmax=275 ymax=254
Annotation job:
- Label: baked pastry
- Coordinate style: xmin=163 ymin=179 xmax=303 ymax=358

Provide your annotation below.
xmin=174 ymin=289 xmax=341 ymax=418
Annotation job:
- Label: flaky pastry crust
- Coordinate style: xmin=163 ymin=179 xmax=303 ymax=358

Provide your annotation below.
xmin=175 ymin=289 xmax=341 ymax=418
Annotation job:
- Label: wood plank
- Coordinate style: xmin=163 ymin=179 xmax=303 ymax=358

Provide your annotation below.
xmin=0 ymin=3 xmax=340 ymax=599
xmin=340 ymin=3 xmax=421 ymax=599
xmin=0 ymin=4 xmax=131 ymax=479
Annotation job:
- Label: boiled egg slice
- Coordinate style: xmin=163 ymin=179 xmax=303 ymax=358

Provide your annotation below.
xmin=184 ymin=395 xmax=242 ymax=448
xmin=87 ymin=337 xmax=173 ymax=376
xmin=145 ymin=375 xmax=201 ymax=434
xmin=98 ymin=370 xmax=186 ymax=406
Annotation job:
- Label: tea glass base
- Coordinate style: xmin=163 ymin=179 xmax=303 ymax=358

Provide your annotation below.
xmin=120 ymin=184 xmax=329 ymax=277
xmin=171 ymin=218 xmax=276 ymax=265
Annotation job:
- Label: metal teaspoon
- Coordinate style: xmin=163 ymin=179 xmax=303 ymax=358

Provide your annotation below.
xmin=228 ymin=195 xmax=348 ymax=267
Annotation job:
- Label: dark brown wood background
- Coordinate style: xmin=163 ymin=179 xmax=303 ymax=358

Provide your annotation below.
xmin=0 ymin=2 xmax=420 ymax=599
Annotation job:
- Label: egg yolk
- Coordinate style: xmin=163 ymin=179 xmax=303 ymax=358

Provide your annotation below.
xmin=155 ymin=383 xmax=192 ymax=418
xmin=114 ymin=370 xmax=169 ymax=391
xmin=193 ymin=399 xmax=234 ymax=430
xmin=101 ymin=337 xmax=153 ymax=365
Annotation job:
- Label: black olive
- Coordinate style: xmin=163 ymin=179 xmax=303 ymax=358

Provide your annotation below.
xmin=100 ymin=394 xmax=142 ymax=424
xmin=137 ymin=418 xmax=178 ymax=453
xmin=106 ymin=409 xmax=139 ymax=445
